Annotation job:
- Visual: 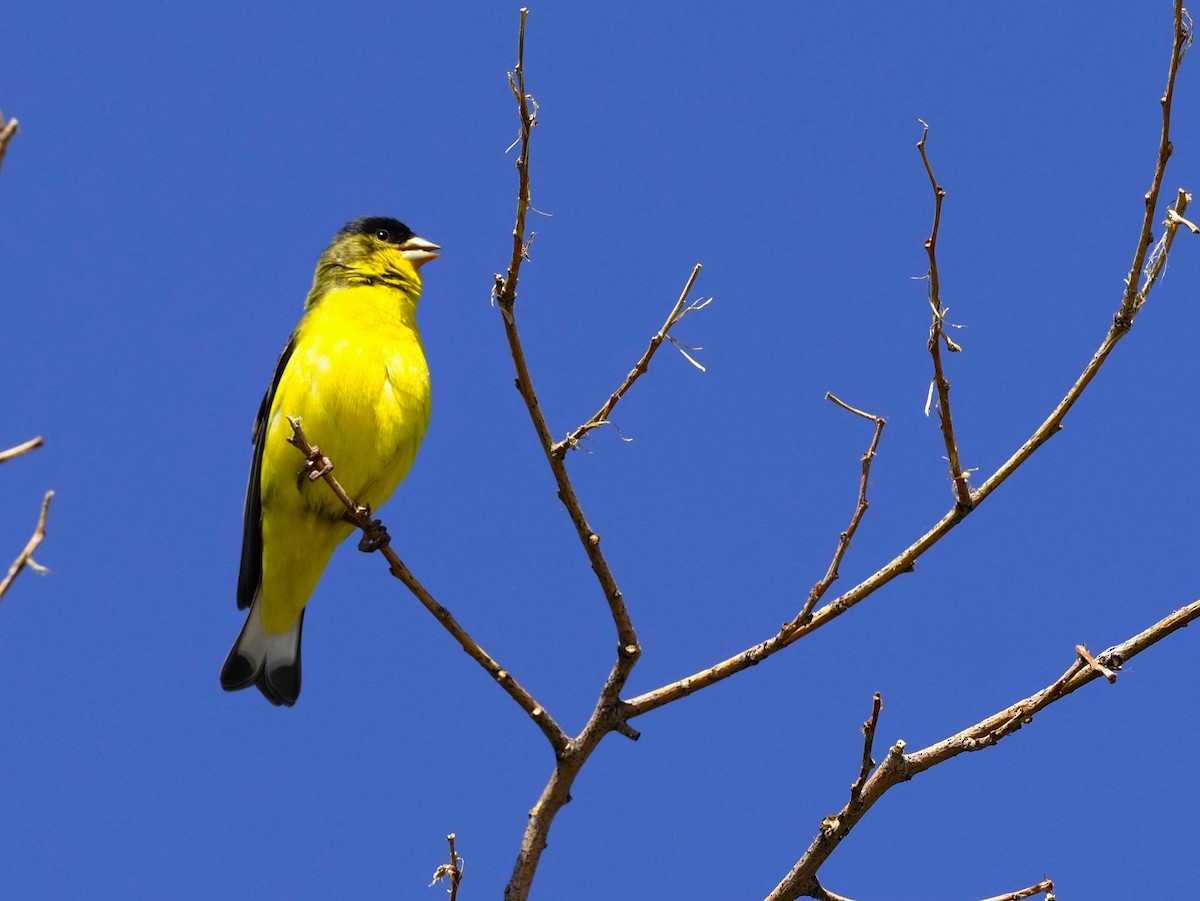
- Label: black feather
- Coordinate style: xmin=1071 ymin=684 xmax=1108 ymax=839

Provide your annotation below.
xmin=338 ymin=216 xmax=416 ymax=246
xmin=236 ymin=335 xmax=296 ymax=610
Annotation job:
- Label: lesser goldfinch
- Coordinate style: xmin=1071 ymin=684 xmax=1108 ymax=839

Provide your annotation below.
xmin=220 ymin=216 xmax=438 ymax=706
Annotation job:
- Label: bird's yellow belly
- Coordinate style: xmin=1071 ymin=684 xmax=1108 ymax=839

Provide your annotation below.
xmin=256 ymin=285 xmax=430 ymax=632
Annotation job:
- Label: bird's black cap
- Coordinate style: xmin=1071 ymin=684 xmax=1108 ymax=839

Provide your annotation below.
xmin=339 ymin=216 xmax=416 ymax=246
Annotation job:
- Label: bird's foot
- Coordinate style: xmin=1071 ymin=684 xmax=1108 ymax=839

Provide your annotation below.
xmin=358 ymin=517 xmax=391 ymax=553
xmin=303 ymin=445 xmax=333 ymax=481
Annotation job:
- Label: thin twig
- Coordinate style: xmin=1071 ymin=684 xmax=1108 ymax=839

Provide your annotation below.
xmin=1121 ymin=5 xmax=1194 ymax=322
xmin=848 ymin=692 xmax=882 ymax=805
xmin=917 ymin=122 xmax=973 ymax=509
xmin=0 ymin=491 xmax=53 ymax=601
xmin=809 ymin=692 xmax=880 ymax=890
xmin=284 ymin=418 xmax=570 ymax=755
xmin=624 ymin=4 xmax=1194 ymax=720
xmin=552 ymin=264 xmax=707 ymax=456
xmin=493 ymin=8 xmax=536 ymax=313
xmin=0 ymin=436 xmax=44 ymax=465
xmin=791 ymin=396 xmax=885 ymax=626
xmin=0 ymin=108 xmax=18 ymax=174
xmin=765 ymin=595 xmax=1200 ymax=901
xmin=1137 ymin=187 xmax=1193 ymax=313
xmin=429 ymin=833 xmax=464 ymax=901
xmin=1168 ymin=204 xmax=1200 ymax=234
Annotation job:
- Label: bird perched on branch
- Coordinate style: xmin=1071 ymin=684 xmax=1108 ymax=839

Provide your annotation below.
xmin=220 ymin=216 xmax=438 ymax=706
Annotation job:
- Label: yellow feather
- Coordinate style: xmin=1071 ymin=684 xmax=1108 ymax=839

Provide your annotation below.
xmin=258 ymin=283 xmax=430 ymax=633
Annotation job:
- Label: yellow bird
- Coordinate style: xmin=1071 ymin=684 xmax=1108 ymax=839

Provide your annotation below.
xmin=220 ymin=217 xmax=438 ymax=706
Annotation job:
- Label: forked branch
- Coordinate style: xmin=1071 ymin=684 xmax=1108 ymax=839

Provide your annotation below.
xmin=624 ymin=0 xmax=1196 ymax=721
xmin=487 ymin=12 xmax=653 ymax=899
xmin=0 ymin=490 xmax=53 ymax=602
xmin=552 ymin=264 xmax=709 ymax=457
xmin=917 ymin=124 xmax=973 ymax=508
xmin=1120 ymin=4 xmax=1194 ymax=322
xmin=488 ymin=9 xmax=638 ymax=674
xmin=767 ymin=596 xmax=1200 ymax=900
xmin=791 ymin=396 xmax=885 ymax=627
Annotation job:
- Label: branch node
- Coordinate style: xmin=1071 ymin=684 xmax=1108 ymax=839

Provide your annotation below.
xmin=0 ymin=489 xmax=54 ymax=602
xmin=615 ymin=721 xmax=641 ymax=741
xmin=558 ymin=265 xmax=706 ymax=454
xmin=791 ymin=396 xmax=886 ymax=628
xmin=1076 ymin=644 xmax=1118 ymax=683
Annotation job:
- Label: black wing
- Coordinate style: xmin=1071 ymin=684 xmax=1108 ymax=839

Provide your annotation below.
xmin=235 ymin=336 xmax=297 ymax=610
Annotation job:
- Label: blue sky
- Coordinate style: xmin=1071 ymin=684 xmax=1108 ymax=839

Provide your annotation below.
xmin=2 ymin=2 xmax=1198 ymax=899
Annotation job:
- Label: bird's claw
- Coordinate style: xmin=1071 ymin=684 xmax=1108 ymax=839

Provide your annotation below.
xmin=303 ymin=445 xmax=333 ymax=481
xmin=358 ymin=519 xmax=391 ymax=553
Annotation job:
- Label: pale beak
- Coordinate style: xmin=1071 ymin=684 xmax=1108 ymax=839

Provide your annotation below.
xmin=399 ymin=235 xmax=441 ymax=268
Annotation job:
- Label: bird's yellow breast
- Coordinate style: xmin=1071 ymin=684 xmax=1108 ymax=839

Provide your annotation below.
xmin=262 ymin=283 xmax=431 ymax=522
xmin=254 ymin=281 xmax=430 ymax=634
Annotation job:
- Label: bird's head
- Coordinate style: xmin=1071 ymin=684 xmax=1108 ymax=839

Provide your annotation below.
xmin=308 ymin=216 xmax=440 ymax=306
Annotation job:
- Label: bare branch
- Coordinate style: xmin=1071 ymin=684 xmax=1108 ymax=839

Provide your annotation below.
xmin=1137 ymin=187 xmax=1194 ymax=312
xmin=0 ymin=491 xmax=53 ymax=602
xmin=848 ymin=692 xmax=882 ymax=805
xmin=975 ymin=879 xmax=1056 ymax=901
xmin=790 ymin=396 xmax=885 ymax=627
xmin=1120 ymin=3 xmax=1194 ymax=322
xmin=916 ymin=123 xmax=973 ymax=508
xmin=0 ymin=436 xmax=44 ymax=465
xmin=284 ymin=417 xmax=570 ymax=755
xmin=486 ymin=10 xmax=639 ymax=689
xmin=493 ymin=7 xmax=536 ymax=313
xmin=766 ymin=596 xmax=1200 ymax=901
xmin=0 ymin=108 xmax=18 ymax=175
xmin=552 ymin=264 xmax=707 ymax=456
xmin=624 ymin=4 xmax=1195 ymax=721
xmin=484 ymin=12 xmax=657 ymax=899
xmin=429 ymin=833 xmax=464 ymax=901
xmin=494 ymin=310 xmax=639 ymax=668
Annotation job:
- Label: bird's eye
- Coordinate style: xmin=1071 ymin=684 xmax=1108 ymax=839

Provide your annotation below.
xmin=375 ymin=229 xmax=391 ymax=242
